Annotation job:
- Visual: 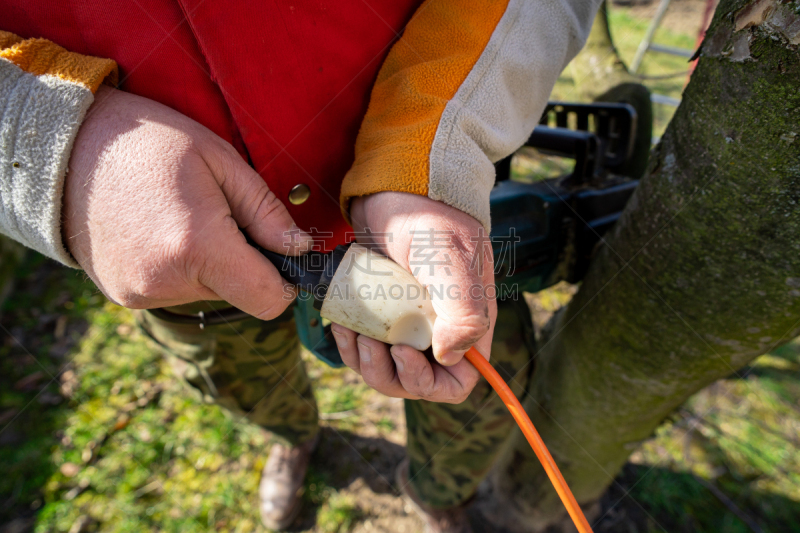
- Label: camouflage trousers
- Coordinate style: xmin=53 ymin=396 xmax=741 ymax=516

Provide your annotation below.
xmin=136 ymin=299 xmax=536 ymax=509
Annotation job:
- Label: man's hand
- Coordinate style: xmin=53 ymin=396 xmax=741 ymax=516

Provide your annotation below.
xmin=63 ymin=86 xmax=312 ymax=318
xmin=331 ymin=191 xmax=497 ymax=404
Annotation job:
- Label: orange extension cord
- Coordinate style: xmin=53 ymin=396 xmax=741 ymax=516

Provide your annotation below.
xmin=464 ymin=346 xmax=594 ymax=533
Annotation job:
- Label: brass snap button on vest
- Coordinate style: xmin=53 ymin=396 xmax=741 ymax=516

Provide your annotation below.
xmin=288 ymin=184 xmax=311 ymax=205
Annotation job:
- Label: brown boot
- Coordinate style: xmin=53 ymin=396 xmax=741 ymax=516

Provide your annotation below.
xmin=259 ymin=434 xmax=319 ymax=530
xmin=396 ymin=457 xmax=473 ymax=533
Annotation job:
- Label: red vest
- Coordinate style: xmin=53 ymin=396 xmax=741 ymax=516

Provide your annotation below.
xmin=4 ymin=0 xmax=421 ymax=250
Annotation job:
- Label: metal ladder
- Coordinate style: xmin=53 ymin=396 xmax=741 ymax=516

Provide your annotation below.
xmin=628 ymin=0 xmax=716 ymax=108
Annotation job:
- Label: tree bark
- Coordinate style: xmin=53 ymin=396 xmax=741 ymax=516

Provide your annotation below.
xmin=483 ymin=0 xmax=800 ymax=530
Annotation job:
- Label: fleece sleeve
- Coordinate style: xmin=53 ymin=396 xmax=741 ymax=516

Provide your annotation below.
xmin=340 ymin=0 xmax=603 ymax=231
xmin=0 ymin=31 xmax=117 ymax=267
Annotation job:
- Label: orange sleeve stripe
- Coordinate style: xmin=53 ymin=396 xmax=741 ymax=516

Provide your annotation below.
xmin=0 ymin=31 xmax=117 ymax=93
xmin=0 ymin=30 xmax=23 ymax=49
xmin=340 ymin=0 xmax=510 ymax=217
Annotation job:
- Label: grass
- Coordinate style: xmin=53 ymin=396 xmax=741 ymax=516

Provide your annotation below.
xmin=314 ymin=492 xmax=361 ymax=533
xmin=617 ymin=338 xmax=800 ymax=533
xmin=2 ymin=4 xmax=800 ymax=533
xmin=4 ymin=252 xmax=800 ymax=533
xmin=1 ymin=253 xmax=411 ymax=533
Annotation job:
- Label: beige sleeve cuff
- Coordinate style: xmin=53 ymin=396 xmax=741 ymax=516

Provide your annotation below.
xmin=0 ymin=33 xmax=117 ymax=267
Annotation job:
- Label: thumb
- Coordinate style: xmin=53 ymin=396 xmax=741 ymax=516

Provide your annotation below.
xmin=197 ymin=215 xmax=298 ymax=320
xmin=429 ymin=279 xmax=493 ymax=368
xmin=421 ymin=233 xmax=494 ymax=367
xmin=207 ymin=145 xmax=313 ymax=255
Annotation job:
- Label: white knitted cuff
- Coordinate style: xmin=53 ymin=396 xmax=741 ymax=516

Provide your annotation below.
xmin=0 ymin=58 xmax=95 ymax=268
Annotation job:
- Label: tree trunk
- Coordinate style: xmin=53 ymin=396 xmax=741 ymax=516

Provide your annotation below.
xmin=483 ymin=0 xmax=800 ymax=530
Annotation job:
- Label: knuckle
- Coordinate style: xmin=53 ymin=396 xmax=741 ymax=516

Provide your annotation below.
xmin=106 ymin=286 xmax=144 ymax=309
xmin=103 ymin=264 xmax=162 ymax=307
xmin=192 ymin=217 xmax=242 ymax=283
xmin=412 ymin=383 xmax=430 ymax=399
xmin=466 ymin=314 xmax=491 ymax=336
xmin=129 ymin=280 xmax=163 ymax=303
xmin=97 ymin=253 xmax=177 ymax=308
xmin=413 ymin=372 xmax=436 ymax=400
xmin=447 ymin=317 xmax=490 ymax=347
xmin=418 ymin=389 xmax=436 ymax=401
xmin=218 ymin=138 xmax=243 ymax=160
xmin=443 ymin=372 xmax=478 ymax=404
xmin=361 ymin=372 xmax=380 ymax=391
xmin=446 ymin=392 xmax=470 ymax=405
xmin=249 ymin=188 xmax=285 ymax=228
xmin=444 ymin=381 xmax=472 ymax=405
xmin=253 ymin=297 xmax=292 ymax=321
xmin=455 ymin=374 xmax=481 ymax=403
xmin=205 ymin=138 xmax=243 ymax=183
xmin=165 ymin=231 xmax=205 ymax=274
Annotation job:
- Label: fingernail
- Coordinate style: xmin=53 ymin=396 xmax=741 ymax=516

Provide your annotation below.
xmin=390 ymin=346 xmax=405 ymax=373
xmin=438 ymin=350 xmax=465 ymax=366
xmin=331 ymin=328 xmax=348 ymax=348
xmin=357 ymin=341 xmax=372 ymax=363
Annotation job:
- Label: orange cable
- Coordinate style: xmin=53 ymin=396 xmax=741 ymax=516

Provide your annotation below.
xmin=464 ymin=346 xmax=594 ymax=533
